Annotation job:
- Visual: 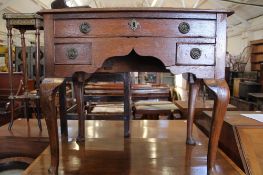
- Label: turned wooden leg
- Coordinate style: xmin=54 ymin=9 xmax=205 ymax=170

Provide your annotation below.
xmin=186 ymin=76 xmax=201 ymax=145
xmin=34 ymin=26 xmax=42 ymax=131
xmin=40 ymin=78 xmax=64 ymax=175
xmin=72 ymin=72 xmax=91 ymax=142
xmin=123 ymin=72 xmax=131 ymax=138
xmin=203 ymin=79 xmax=230 ymax=173
xmin=7 ymin=25 xmax=14 ymax=130
xmin=20 ymin=29 xmax=30 ymax=122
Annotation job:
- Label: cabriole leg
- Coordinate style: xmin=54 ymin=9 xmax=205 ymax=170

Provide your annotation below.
xmin=203 ymin=79 xmax=230 ymax=174
xmin=40 ymin=78 xmax=64 ymax=175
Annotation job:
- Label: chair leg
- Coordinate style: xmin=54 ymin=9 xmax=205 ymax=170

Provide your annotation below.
xmin=72 ymin=72 xmax=91 ymax=142
xmin=24 ymin=99 xmax=29 ymax=122
xmin=8 ymin=99 xmax=15 ymax=130
xmin=35 ymin=99 xmax=42 ymax=131
xmin=123 ymin=72 xmax=131 ymax=138
xmin=59 ymin=81 xmax=68 ymax=138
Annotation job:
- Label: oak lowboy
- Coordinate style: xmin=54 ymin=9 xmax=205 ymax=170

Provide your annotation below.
xmin=39 ymin=7 xmax=233 ymax=174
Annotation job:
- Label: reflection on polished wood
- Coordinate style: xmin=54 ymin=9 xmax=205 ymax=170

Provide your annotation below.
xmin=23 ymin=120 xmax=244 ymax=175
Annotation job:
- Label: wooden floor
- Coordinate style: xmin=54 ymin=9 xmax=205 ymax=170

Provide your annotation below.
xmin=22 ymin=120 xmax=244 ymax=175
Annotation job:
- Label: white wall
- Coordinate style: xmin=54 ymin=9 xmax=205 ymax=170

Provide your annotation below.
xmin=227 ymin=15 xmax=263 ymax=71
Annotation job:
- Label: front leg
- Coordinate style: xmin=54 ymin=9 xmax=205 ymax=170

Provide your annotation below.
xmin=187 ymin=76 xmax=201 ymax=145
xmin=203 ymin=79 xmax=229 ymax=173
xmin=40 ymin=78 xmax=64 ymax=175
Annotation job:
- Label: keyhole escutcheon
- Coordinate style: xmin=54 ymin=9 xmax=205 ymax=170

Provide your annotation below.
xmin=128 ymin=19 xmax=140 ymax=31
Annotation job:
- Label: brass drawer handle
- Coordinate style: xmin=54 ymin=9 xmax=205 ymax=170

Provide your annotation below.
xmin=178 ymin=22 xmax=190 ymax=34
xmin=79 ymin=22 xmax=91 ymax=34
xmin=67 ymin=48 xmax=78 ymax=60
xmin=190 ymin=48 xmax=202 ymax=59
xmin=128 ymin=19 xmax=140 ymax=31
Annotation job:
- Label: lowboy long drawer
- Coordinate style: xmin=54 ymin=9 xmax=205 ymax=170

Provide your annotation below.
xmin=54 ymin=19 xmax=216 ymax=38
xmin=176 ymin=44 xmax=215 ymax=66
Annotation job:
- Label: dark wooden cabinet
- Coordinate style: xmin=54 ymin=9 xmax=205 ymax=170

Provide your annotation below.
xmin=251 ymin=39 xmax=263 ymax=71
xmin=39 ymin=8 xmax=233 ymax=174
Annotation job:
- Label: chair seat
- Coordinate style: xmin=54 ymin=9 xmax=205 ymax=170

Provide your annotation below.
xmin=91 ymin=103 xmax=124 ymax=114
xmin=134 ymin=101 xmax=178 ymax=111
xmin=10 ymin=92 xmax=39 ymax=100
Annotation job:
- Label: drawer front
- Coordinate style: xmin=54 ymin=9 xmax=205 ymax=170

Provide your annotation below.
xmin=54 ymin=43 xmax=92 ymax=64
xmin=54 ymin=19 xmax=216 ymax=38
xmin=176 ymin=44 xmax=215 ymax=65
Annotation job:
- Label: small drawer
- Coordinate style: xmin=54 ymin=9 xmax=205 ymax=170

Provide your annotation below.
xmin=54 ymin=19 xmax=216 ymax=38
xmin=54 ymin=43 xmax=92 ymax=65
xmin=176 ymin=44 xmax=215 ymax=65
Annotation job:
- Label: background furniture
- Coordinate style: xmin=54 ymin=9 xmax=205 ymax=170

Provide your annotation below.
xmin=248 ymin=93 xmax=263 ymax=110
xmin=228 ymin=71 xmax=258 ymax=97
xmin=174 ymin=100 xmax=237 ymax=119
xmin=230 ymin=96 xmax=257 ymax=111
xmin=3 ymin=13 xmax=43 ymax=130
xmin=0 ymin=72 xmax=23 ymax=126
xmin=133 ymin=100 xmax=179 ymax=119
xmin=238 ymin=81 xmax=261 ymax=100
xmin=196 ymin=111 xmax=263 ymax=172
xmin=251 ymin=39 xmax=263 ymax=71
xmin=15 ymin=46 xmax=45 ymax=80
xmin=39 ymin=7 xmax=233 ymax=174
xmin=85 ymin=82 xmax=173 ymax=119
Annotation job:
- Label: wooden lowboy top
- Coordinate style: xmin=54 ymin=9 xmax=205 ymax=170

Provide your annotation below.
xmin=39 ymin=7 xmax=233 ymax=16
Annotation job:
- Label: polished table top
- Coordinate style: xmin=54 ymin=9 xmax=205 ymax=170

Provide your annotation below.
xmin=23 ymin=120 xmax=244 ymax=175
